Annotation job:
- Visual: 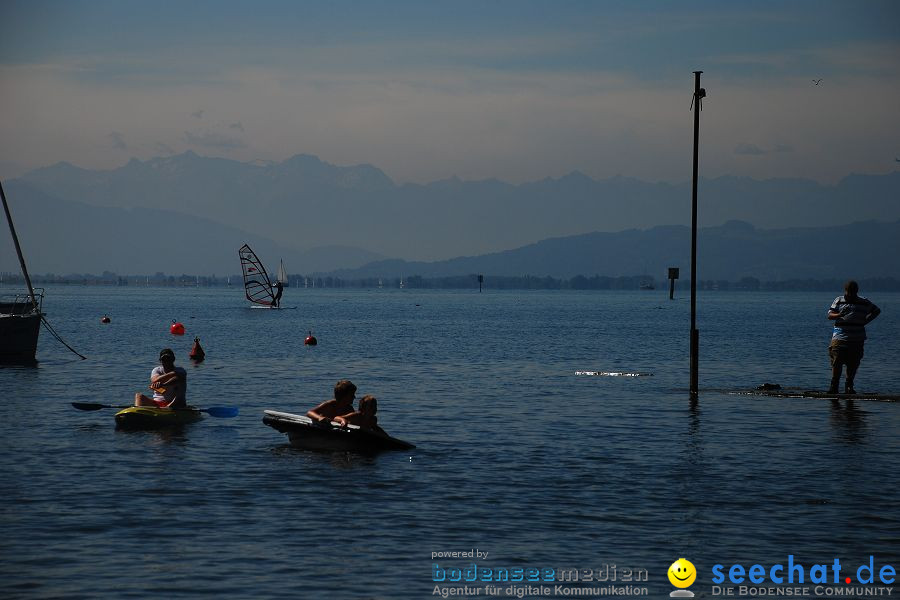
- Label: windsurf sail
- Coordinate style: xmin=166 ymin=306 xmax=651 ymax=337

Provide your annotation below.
xmin=239 ymin=244 xmax=275 ymax=306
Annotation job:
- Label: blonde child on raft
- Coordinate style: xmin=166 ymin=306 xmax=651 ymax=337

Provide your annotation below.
xmin=334 ymin=395 xmax=386 ymax=435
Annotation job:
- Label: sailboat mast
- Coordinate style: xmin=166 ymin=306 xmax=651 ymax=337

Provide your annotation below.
xmin=0 ymin=181 xmax=38 ymax=311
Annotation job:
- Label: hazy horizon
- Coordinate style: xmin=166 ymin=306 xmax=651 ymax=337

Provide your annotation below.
xmin=2 ymin=1 xmax=899 ymax=187
xmin=7 ymin=148 xmax=900 ymax=188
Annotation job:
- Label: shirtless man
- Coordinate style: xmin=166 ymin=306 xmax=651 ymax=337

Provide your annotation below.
xmin=306 ymin=379 xmax=356 ymax=425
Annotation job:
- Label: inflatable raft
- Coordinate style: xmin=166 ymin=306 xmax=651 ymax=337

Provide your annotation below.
xmin=115 ymin=406 xmax=204 ymax=429
xmin=263 ymin=410 xmax=415 ymax=452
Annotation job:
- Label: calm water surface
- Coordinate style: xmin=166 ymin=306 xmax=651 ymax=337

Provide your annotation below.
xmin=1 ymin=286 xmax=898 ymax=599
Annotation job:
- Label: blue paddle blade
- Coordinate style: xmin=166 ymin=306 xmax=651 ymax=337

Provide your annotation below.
xmin=202 ymin=406 xmax=239 ymax=418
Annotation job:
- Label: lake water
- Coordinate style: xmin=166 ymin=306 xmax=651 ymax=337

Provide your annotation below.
xmin=1 ymin=286 xmax=898 ymax=599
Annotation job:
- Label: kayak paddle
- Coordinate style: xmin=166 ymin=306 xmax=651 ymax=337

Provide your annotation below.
xmin=71 ymin=402 xmax=239 ymax=418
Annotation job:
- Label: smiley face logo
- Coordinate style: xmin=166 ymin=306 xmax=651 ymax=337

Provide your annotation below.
xmin=668 ymin=558 xmax=697 ymax=588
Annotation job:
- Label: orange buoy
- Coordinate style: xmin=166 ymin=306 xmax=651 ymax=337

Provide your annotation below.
xmin=189 ymin=336 xmax=205 ymax=361
xmin=304 ymin=331 xmax=318 ymax=346
xmin=100 ymin=315 xmax=111 ymax=324
xmin=170 ymin=320 xmax=185 ymax=335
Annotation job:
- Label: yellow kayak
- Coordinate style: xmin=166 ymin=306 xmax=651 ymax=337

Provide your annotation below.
xmin=114 ymin=406 xmax=203 ymax=429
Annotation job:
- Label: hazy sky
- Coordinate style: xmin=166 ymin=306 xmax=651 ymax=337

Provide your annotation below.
xmin=1 ymin=0 xmax=898 ymax=185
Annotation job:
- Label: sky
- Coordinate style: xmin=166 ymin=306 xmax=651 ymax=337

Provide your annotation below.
xmin=1 ymin=0 xmax=898 ymax=185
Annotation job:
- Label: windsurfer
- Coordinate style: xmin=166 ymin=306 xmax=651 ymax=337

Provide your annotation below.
xmin=307 ymin=379 xmax=356 ymax=425
xmin=272 ymin=280 xmax=283 ymax=308
xmin=239 ymin=244 xmax=279 ymax=307
xmin=134 ymin=348 xmax=187 ymax=408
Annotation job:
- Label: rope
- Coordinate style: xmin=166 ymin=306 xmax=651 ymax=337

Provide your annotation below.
xmin=40 ymin=314 xmax=87 ymax=360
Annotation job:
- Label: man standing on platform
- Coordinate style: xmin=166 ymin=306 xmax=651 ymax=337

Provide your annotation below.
xmin=827 ymin=280 xmax=881 ymax=394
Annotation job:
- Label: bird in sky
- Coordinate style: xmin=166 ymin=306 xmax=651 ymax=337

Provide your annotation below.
xmin=813 ymin=79 xmax=822 ymax=85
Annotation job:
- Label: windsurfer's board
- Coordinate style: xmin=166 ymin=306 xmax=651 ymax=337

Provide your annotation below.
xmin=249 ymin=305 xmax=297 ymax=310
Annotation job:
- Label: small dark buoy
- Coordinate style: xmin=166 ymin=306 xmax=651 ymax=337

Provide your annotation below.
xmin=100 ymin=315 xmax=111 ymax=324
xmin=304 ymin=331 xmax=318 ymax=346
xmin=189 ymin=336 xmax=205 ymax=361
xmin=170 ymin=320 xmax=185 ymax=335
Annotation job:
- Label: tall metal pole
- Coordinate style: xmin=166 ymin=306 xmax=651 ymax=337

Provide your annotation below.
xmin=690 ymin=71 xmax=704 ymax=398
xmin=0 ymin=180 xmax=39 ymax=311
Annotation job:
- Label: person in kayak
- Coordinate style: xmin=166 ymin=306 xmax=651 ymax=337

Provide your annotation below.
xmin=306 ymin=379 xmax=356 ymax=425
xmin=133 ymin=348 xmax=188 ymax=408
xmin=334 ymin=394 xmax=386 ymax=435
xmin=827 ymin=280 xmax=881 ymax=394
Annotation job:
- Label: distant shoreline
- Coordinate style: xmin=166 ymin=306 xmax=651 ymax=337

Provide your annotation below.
xmin=3 ymin=273 xmax=899 ymax=292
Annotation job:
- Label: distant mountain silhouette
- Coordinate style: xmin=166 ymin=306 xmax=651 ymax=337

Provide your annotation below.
xmin=17 ymin=152 xmax=900 ymax=263
xmin=331 ymin=219 xmax=900 ymax=282
xmin=3 ymin=174 xmax=898 ymax=280
xmin=0 ymin=180 xmax=382 ymax=275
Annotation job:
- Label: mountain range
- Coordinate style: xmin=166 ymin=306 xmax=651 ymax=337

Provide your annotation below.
xmin=2 ymin=152 xmax=899 ymax=280
xmin=332 ymin=219 xmax=900 ymax=281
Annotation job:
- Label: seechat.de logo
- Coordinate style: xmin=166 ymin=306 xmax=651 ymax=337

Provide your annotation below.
xmin=669 ymin=558 xmax=697 ymax=598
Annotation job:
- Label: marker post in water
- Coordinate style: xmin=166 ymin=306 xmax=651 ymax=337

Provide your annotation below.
xmin=668 ymin=267 xmax=679 ymax=300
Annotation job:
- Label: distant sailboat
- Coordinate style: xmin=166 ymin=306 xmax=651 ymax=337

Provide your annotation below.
xmin=277 ymin=259 xmax=289 ymax=287
xmin=238 ymin=243 xmax=279 ymax=308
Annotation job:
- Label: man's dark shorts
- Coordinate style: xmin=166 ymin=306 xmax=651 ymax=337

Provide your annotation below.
xmin=829 ymin=340 xmax=864 ymax=368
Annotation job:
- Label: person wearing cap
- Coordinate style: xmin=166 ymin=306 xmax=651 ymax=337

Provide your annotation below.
xmin=133 ymin=348 xmax=188 ymax=408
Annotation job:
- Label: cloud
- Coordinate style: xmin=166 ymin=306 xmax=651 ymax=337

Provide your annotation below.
xmin=734 ymin=143 xmax=792 ymax=156
xmin=2 ymin=4 xmax=899 ymax=186
xmin=107 ymin=131 xmax=127 ymax=150
xmin=735 ymin=143 xmax=767 ymax=156
xmin=184 ymin=129 xmax=246 ymax=149
xmin=153 ymin=142 xmax=175 ymax=155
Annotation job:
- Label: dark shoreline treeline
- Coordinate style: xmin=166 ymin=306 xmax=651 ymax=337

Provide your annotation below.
xmin=3 ymin=272 xmax=900 ymax=292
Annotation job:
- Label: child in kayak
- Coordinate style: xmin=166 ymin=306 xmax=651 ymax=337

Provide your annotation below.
xmin=334 ymin=395 xmax=386 ymax=435
xmin=307 ymin=379 xmax=356 ymax=425
xmin=133 ymin=348 xmax=187 ymax=408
